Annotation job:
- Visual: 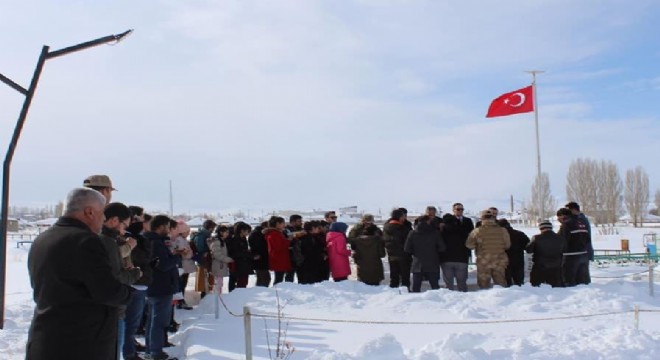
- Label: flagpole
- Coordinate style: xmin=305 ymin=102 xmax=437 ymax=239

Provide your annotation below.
xmin=525 ymin=70 xmax=544 ymax=220
xmin=525 ymin=70 xmax=544 ymax=178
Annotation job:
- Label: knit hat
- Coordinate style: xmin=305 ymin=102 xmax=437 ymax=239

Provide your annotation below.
xmin=538 ymin=221 xmax=552 ymax=230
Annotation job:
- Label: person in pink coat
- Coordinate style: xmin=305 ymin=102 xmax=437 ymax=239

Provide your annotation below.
xmin=326 ymin=222 xmax=352 ymax=281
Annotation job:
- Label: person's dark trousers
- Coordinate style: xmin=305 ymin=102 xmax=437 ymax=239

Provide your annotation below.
xmin=136 ymin=301 xmax=148 ymax=335
xmin=285 ymin=270 xmax=295 ymax=282
xmin=255 ymin=270 xmax=271 ymax=287
xmin=236 ymin=275 xmax=249 ymax=288
xmin=563 ymin=254 xmax=590 ymax=287
xmin=505 ymin=263 xmax=525 ymax=286
xmin=441 ymin=262 xmax=469 ymax=292
xmin=146 ymin=294 xmax=174 ymax=358
xmin=388 ymin=256 xmax=411 ymax=289
xmin=273 ymin=271 xmax=286 ymax=285
xmin=412 ymin=272 xmax=440 ymax=293
xmin=178 ymin=273 xmax=189 ymax=303
xmin=530 ymin=265 xmax=563 ymax=287
xmin=228 ymin=272 xmax=237 ymax=292
xmin=123 ymin=289 xmax=146 ymax=359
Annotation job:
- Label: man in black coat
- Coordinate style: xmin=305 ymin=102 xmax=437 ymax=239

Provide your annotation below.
xmin=557 ymin=208 xmax=591 ymax=286
xmin=123 ymin=206 xmax=153 ymax=360
xmin=383 ymin=209 xmax=412 ymax=290
xmin=144 ymin=215 xmax=181 ymax=360
xmin=498 ymin=219 xmax=530 ymax=286
xmin=26 ymin=188 xmax=132 ymax=360
xmin=440 ymin=203 xmax=474 ymax=292
xmin=526 ymin=221 xmax=565 ymax=287
xmin=404 ymin=216 xmax=445 ymax=292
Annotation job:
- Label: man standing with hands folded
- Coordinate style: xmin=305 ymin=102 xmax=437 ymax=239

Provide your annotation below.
xmin=26 ymin=188 xmax=133 ymax=360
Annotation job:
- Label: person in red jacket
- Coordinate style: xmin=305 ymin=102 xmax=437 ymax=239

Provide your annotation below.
xmin=264 ymin=216 xmax=292 ymax=285
xmin=326 ymin=222 xmax=352 ymax=282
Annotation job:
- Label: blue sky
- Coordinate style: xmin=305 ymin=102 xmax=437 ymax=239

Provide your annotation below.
xmin=0 ymin=0 xmax=659 ymax=215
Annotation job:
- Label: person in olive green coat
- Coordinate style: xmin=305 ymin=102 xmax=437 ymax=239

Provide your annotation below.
xmin=351 ymin=223 xmax=386 ymax=285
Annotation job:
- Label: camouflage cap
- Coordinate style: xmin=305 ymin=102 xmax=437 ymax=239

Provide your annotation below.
xmin=83 ymin=175 xmax=116 ymax=191
xmin=480 ymin=209 xmax=494 ymax=219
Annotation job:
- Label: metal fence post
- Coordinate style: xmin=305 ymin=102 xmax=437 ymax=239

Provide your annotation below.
xmin=634 ymin=305 xmax=640 ymax=332
xmin=649 ymin=261 xmax=655 ymax=297
xmin=244 ymin=306 xmax=253 ymax=360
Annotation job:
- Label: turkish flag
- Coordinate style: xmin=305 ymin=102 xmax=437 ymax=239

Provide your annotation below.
xmin=485 ymin=85 xmax=534 ymax=118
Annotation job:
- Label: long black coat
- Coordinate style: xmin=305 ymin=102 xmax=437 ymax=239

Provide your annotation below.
xmin=383 ymin=221 xmax=411 ymax=259
xmin=404 ymin=222 xmax=445 ymax=273
xmin=526 ymin=231 xmax=566 ymax=268
xmin=504 ymin=227 xmax=530 ymax=267
xmin=352 ymin=234 xmax=386 ymax=285
xmin=440 ymin=214 xmax=473 ymax=263
xmin=227 ymin=234 xmax=254 ymax=276
xmin=248 ymin=226 xmax=269 ymax=270
xmin=297 ymin=234 xmax=328 ymax=283
xmin=26 ymin=217 xmax=132 ymax=360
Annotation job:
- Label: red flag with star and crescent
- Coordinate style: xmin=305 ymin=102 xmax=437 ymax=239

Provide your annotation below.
xmin=485 ymin=85 xmax=534 ymax=118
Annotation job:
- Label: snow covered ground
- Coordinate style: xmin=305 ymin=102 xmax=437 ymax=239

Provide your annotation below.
xmin=2 ymin=225 xmax=660 ymax=359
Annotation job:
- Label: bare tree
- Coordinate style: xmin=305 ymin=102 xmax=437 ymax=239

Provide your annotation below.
xmin=624 ymin=166 xmax=650 ymax=227
xmin=566 ymin=158 xmax=624 ymax=225
xmin=650 ymin=189 xmax=660 ymax=216
xmin=530 ymin=172 xmax=556 ymax=221
xmin=596 ymin=160 xmax=623 ymax=225
xmin=566 ymin=158 xmax=598 ymax=218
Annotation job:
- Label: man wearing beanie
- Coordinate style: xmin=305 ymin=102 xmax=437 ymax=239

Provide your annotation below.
xmin=526 ymin=221 xmax=565 ymax=287
xmin=466 ymin=209 xmax=510 ymax=288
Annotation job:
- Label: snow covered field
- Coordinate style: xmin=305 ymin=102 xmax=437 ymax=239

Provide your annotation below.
xmin=2 ymin=225 xmax=659 ymax=359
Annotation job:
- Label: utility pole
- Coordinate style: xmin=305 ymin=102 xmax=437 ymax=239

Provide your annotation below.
xmin=169 ymin=180 xmax=174 ymax=216
xmin=0 ymin=30 xmax=133 ymax=328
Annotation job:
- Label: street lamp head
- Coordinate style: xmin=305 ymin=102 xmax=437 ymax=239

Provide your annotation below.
xmin=112 ymin=29 xmax=134 ymax=44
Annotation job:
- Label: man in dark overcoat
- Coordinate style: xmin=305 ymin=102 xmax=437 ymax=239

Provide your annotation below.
xmin=26 ymin=188 xmax=132 ymax=360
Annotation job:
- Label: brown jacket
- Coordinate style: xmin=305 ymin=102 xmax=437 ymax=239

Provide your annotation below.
xmin=466 ymin=220 xmax=510 ymax=257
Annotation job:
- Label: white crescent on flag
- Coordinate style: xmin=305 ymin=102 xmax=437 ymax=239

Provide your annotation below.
xmin=504 ymin=93 xmax=525 ymax=107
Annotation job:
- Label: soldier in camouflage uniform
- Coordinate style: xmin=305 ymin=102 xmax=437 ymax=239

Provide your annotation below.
xmin=466 ymin=209 xmax=511 ymax=289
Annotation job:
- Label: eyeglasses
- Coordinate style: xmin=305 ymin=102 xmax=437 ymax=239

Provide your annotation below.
xmin=330 ymin=216 xmax=337 ymax=219
xmin=455 ymin=208 xmax=464 ymax=211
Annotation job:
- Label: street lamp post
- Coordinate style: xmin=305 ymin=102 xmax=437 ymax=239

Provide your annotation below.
xmin=0 ymin=29 xmax=132 ymax=329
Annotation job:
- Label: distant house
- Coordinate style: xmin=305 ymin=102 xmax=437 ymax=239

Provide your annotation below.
xmin=7 ymin=218 xmax=19 ymax=232
xmin=35 ymin=217 xmax=58 ymax=231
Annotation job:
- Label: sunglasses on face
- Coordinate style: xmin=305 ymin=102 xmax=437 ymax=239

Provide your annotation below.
xmin=455 ymin=208 xmax=464 ymax=211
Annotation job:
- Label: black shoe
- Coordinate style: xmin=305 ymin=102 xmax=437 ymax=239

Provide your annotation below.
xmin=166 ymin=322 xmax=179 ymax=333
xmin=164 ymin=341 xmax=175 ymax=348
xmin=176 ymin=303 xmax=193 ymax=310
xmin=135 ymin=340 xmax=146 ymax=352
xmin=135 ymin=327 xmax=146 ymax=336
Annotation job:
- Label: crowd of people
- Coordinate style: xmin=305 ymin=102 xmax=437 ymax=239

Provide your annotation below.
xmin=24 ymin=174 xmax=594 ymax=360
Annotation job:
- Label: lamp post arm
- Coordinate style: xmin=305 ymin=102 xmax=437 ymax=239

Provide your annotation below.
xmin=0 ymin=74 xmax=27 ymax=95
xmin=46 ymin=29 xmax=133 ymax=60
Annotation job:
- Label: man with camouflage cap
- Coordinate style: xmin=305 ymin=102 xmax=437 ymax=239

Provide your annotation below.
xmin=466 ymin=209 xmax=511 ymax=289
xmin=83 ymin=174 xmax=116 ymax=204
